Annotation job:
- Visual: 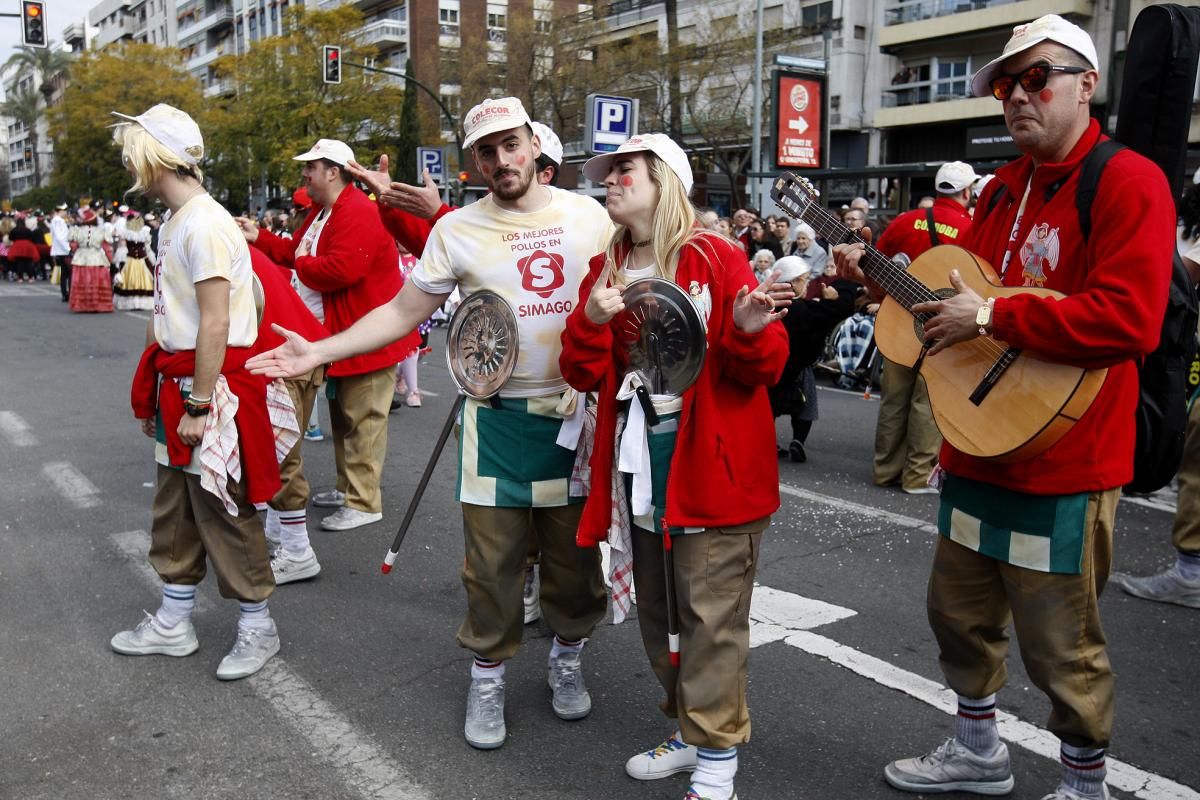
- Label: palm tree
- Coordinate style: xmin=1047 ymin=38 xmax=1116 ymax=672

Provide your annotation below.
xmin=1 ymin=88 xmax=44 ymax=188
xmin=1 ymin=45 xmax=73 ymax=107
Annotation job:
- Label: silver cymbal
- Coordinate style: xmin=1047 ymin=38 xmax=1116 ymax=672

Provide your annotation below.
xmin=446 ymin=291 xmax=519 ymax=399
xmin=614 ymin=277 xmax=706 ymax=395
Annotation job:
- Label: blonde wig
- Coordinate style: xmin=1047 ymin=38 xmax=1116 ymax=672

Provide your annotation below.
xmin=113 ymin=123 xmax=203 ymax=196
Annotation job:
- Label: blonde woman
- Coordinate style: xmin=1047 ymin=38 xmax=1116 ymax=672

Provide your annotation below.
xmin=559 ymin=134 xmax=790 ymax=800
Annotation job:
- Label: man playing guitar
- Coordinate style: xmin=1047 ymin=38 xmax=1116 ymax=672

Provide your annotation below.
xmin=834 ymin=15 xmax=1174 ymax=800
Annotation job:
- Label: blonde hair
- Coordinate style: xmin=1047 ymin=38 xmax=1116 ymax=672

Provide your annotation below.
xmin=126 ymin=215 xmax=145 ymax=233
xmin=606 ymin=152 xmax=723 ymax=284
xmin=113 ymin=123 xmax=203 ymax=196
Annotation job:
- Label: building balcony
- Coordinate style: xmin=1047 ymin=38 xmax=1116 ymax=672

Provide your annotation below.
xmin=204 ymin=78 xmax=235 ymax=97
xmin=178 ymin=5 xmax=233 ymax=40
xmin=873 ymin=94 xmax=998 ymax=128
xmin=880 ymin=0 xmax=1091 ymax=48
xmin=356 ymin=19 xmax=407 ymax=48
xmin=186 ymin=46 xmax=227 ymax=71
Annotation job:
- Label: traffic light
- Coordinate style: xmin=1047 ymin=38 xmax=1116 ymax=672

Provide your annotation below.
xmin=458 ymin=171 xmax=469 ymax=183
xmin=322 ymin=45 xmax=341 ymax=85
xmin=21 ymin=1 xmax=47 ymax=48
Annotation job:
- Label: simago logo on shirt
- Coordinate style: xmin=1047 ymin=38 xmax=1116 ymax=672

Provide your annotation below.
xmin=515 ymin=249 xmax=573 ymax=317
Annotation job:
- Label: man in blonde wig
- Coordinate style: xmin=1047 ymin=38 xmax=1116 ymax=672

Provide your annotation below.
xmin=112 ymin=104 xmax=293 ymax=681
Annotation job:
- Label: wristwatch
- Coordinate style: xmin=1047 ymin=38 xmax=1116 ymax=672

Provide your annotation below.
xmin=976 ymin=297 xmax=996 ymax=336
xmin=184 ymin=400 xmax=211 ymax=417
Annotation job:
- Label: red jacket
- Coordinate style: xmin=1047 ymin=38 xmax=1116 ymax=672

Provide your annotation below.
xmin=944 ymin=120 xmax=1174 ymax=494
xmin=560 ymin=232 xmax=789 ymax=545
xmin=377 ymin=202 xmax=453 ymax=258
xmin=248 ymin=248 xmax=328 ymax=354
xmin=877 ymin=196 xmax=972 ymax=261
xmin=253 ymin=184 xmax=416 ymax=377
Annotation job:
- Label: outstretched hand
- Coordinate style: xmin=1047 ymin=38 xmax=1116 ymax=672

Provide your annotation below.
xmin=245 ymin=324 xmax=322 ymax=378
xmin=346 ymin=154 xmax=394 ymax=198
xmin=733 ymin=269 xmax=788 ymax=333
xmin=584 ymin=257 xmax=625 ymax=326
xmin=378 ymin=169 xmax=444 ymax=218
xmin=233 ymin=216 xmax=260 ymax=243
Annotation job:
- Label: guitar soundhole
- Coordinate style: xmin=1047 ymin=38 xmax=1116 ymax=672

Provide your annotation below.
xmin=911 ymin=287 xmax=958 ymax=341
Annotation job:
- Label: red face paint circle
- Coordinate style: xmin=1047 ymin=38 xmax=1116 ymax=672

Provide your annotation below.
xmin=480 ymin=163 xmax=492 ymax=176
xmin=1038 ymin=89 xmax=1053 ymax=103
xmin=515 ymin=154 xmax=527 ymax=166
xmin=619 ymin=175 xmax=634 ymax=187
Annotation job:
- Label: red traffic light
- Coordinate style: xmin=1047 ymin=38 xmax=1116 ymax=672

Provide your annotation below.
xmin=21 ymin=0 xmax=47 ymax=47
xmin=26 ymin=4 xmax=39 ymax=16
xmin=322 ymin=45 xmax=342 ymax=84
xmin=458 ymin=171 xmax=469 ymax=182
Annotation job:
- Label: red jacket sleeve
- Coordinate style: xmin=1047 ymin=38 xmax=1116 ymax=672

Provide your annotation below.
xmin=294 ymin=194 xmax=382 ymax=293
xmin=560 ymin=253 xmax=614 ymax=392
xmin=253 ymin=227 xmax=297 ymax=268
xmin=712 ymin=245 xmax=789 ymax=387
xmin=990 ymin=155 xmax=1174 ymax=368
xmin=378 ymin=204 xmax=437 ymax=258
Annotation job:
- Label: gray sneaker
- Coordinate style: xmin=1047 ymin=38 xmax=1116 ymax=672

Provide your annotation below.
xmin=312 ymin=489 xmax=345 ymax=508
xmin=1040 ymin=784 xmax=1111 ymax=800
xmin=111 ymin=612 xmax=199 ymax=657
xmin=216 ymin=622 xmax=280 ymax=680
xmin=464 ymin=676 xmax=506 ymax=749
xmin=884 ymin=738 xmax=1014 ymax=795
xmin=320 ymin=507 xmax=383 ymax=531
xmin=1111 ymin=565 xmax=1200 ymax=608
xmin=523 ymin=565 xmax=541 ymax=624
xmin=547 ymin=650 xmax=592 ymax=720
xmin=271 ymin=548 xmax=321 ymax=584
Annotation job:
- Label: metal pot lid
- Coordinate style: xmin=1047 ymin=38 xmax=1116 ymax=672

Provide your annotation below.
xmin=614 ymin=277 xmax=707 ymax=395
xmin=446 ymin=291 xmax=520 ymax=399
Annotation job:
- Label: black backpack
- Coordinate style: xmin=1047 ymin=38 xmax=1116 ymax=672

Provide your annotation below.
xmin=1076 ymin=142 xmax=1199 ymax=493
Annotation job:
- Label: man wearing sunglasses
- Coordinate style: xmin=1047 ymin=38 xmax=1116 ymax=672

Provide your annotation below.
xmin=834 ymin=14 xmax=1175 ymax=800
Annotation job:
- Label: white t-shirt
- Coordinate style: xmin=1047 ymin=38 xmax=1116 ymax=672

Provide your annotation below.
xmin=411 ymin=186 xmax=613 ymax=397
xmin=153 ymin=194 xmax=257 ymax=353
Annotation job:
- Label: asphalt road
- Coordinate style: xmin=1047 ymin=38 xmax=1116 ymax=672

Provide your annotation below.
xmin=1 ymin=281 xmax=1196 ymax=800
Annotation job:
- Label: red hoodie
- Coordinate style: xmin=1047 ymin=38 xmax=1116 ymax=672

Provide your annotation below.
xmin=560 ymin=232 xmax=788 ymax=545
xmin=942 ymin=120 xmax=1174 ymax=494
xmin=377 ymin=202 xmax=453 ymax=258
xmin=253 ymin=184 xmax=417 ymax=377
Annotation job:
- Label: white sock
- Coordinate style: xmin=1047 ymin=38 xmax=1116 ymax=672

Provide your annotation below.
xmin=238 ymin=599 xmax=273 ymax=632
xmin=549 ymin=635 xmax=585 ymax=662
xmin=308 ymin=401 xmax=320 ymax=429
xmin=471 ymin=657 xmax=505 ymax=681
xmin=156 ymin=584 xmax=196 ymax=628
xmin=692 ymin=747 xmax=737 ymax=797
xmin=264 ymin=507 xmax=281 ymax=543
xmin=278 ymin=509 xmax=310 ymax=555
xmin=399 ymin=354 xmax=419 ymax=394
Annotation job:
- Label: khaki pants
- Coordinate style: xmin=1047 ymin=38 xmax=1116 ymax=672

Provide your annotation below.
xmin=270 ymin=366 xmax=324 ymax=512
xmin=632 ymin=519 xmax=766 ymax=750
xmin=329 ymin=366 xmax=394 ymax=513
xmin=457 ymin=503 xmax=606 ymax=660
xmin=874 ymin=358 xmax=942 ymax=491
xmin=148 ymin=465 xmax=275 ymax=602
xmin=1173 ymin=399 xmax=1200 ymax=552
xmin=927 ymin=488 xmax=1119 ymax=748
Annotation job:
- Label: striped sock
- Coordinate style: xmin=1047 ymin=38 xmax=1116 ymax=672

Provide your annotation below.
xmin=471 ymin=657 xmax=505 ymax=681
xmin=156 ymin=584 xmax=196 ymax=628
xmin=955 ymin=694 xmax=1000 ymax=755
xmin=1061 ymin=744 xmax=1106 ymax=798
xmin=691 ymin=747 xmax=737 ymax=798
xmin=278 ymin=509 xmax=310 ymax=554
xmin=238 ymin=599 xmax=272 ymax=631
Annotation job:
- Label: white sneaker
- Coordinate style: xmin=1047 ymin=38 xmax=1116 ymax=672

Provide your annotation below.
xmin=1111 ymin=564 xmax=1200 ymax=608
xmin=320 ymin=506 xmax=383 ymax=531
xmin=903 ymin=485 xmax=939 ymax=495
xmin=547 ymin=650 xmax=591 ymax=720
xmin=216 ymin=621 xmax=280 ymax=680
xmin=406 ymin=391 xmax=422 ymax=408
xmin=1040 ymin=784 xmax=1111 ymax=800
xmin=464 ymin=676 xmax=506 ymax=749
xmin=885 ymin=738 xmax=1014 ymax=795
xmin=271 ymin=548 xmax=321 ymax=584
xmin=111 ymin=612 xmax=199 ymax=657
xmin=523 ymin=564 xmax=541 ymax=624
xmin=625 ymin=732 xmax=698 ymax=780
xmin=311 ymin=489 xmax=345 ymax=508
xmin=685 ymin=786 xmax=737 ymax=800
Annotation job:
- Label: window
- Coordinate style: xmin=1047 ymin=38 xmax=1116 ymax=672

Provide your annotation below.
xmin=801 ymin=1 xmax=832 ymax=31
xmin=440 ymin=92 xmax=461 ymax=121
xmin=439 ymin=4 xmax=459 ymax=36
xmin=935 ymin=59 xmax=969 ymax=100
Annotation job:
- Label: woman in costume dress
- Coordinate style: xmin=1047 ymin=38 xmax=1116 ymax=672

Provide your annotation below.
xmin=8 ymin=213 xmax=42 ymax=284
xmin=559 ymin=134 xmax=789 ymax=800
xmin=113 ymin=214 xmax=155 ymax=311
xmin=68 ymin=207 xmax=114 ymax=313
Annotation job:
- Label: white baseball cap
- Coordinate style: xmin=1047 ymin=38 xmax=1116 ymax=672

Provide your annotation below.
xmin=531 ymin=121 xmax=563 ymax=165
xmin=970 ymin=14 xmax=1099 ymax=98
xmin=935 ymin=161 xmax=979 ymax=194
xmin=774 ymin=255 xmax=812 ymax=283
xmin=462 ymin=97 xmax=533 ymax=150
xmin=582 ymin=133 xmax=693 ymax=194
xmin=293 ymin=138 xmax=355 ymax=167
xmin=111 ymin=104 xmax=205 ymax=165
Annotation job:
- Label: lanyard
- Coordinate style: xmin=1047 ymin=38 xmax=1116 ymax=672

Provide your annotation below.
xmin=999 ymin=176 xmax=1033 ymax=281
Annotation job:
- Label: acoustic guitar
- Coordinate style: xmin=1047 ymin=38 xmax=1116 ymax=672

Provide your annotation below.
xmin=771 ymin=172 xmax=1106 ymax=463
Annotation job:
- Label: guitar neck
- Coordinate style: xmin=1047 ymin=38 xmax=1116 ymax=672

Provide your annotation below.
xmin=773 ymin=177 xmax=937 ymax=313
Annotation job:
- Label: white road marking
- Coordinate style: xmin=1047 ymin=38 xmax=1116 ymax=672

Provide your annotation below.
xmin=42 ymin=461 xmax=101 ymax=508
xmin=749 ymin=585 xmax=1199 ymax=800
xmin=1121 ymin=493 xmax=1177 ymax=515
xmin=0 ymin=411 xmax=38 ymax=447
xmin=122 ymin=311 xmax=151 ymax=321
xmin=109 ymin=530 xmax=430 ymax=800
xmin=0 ymin=284 xmax=57 ymax=298
xmin=778 ymin=482 xmax=939 ymax=535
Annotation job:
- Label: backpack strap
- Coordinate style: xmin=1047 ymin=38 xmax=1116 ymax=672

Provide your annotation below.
xmin=983 ymin=183 xmax=1008 ymax=220
xmin=925 ymin=206 xmax=940 ymax=247
xmin=1076 ymin=139 xmax=1127 ymax=240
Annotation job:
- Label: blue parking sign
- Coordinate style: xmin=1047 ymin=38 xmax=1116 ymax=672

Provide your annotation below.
xmin=416 ymin=146 xmax=444 ymax=181
xmin=585 ymin=93 xmax=639 ymax=155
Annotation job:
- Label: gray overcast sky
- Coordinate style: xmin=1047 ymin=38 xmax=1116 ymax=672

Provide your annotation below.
xmin=0 ymin=0 xmax=94 ymax=90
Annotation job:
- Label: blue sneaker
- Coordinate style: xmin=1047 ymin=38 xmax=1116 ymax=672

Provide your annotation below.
xmin=303 ymin=425 xmax=324 ymax=442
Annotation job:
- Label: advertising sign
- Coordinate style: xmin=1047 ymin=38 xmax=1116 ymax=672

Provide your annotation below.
xmin=774 ymin=72 xmax=824 ymax=169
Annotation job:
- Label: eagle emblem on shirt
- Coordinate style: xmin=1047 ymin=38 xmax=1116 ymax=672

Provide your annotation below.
xmin=1019 ymin=223 xmax=1061 ymax=287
